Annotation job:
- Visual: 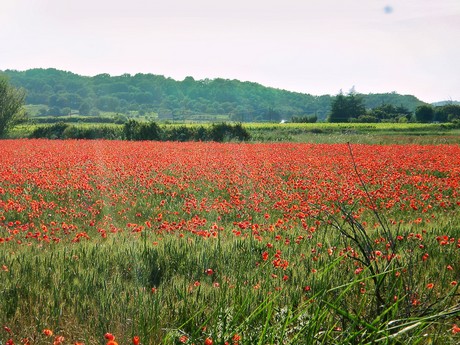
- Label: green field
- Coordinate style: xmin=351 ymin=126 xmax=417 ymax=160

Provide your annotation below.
xmin=8 ymin=121 xmax=460 ymax=145
xmin=1 ymin=139 xmax=459 ymax=344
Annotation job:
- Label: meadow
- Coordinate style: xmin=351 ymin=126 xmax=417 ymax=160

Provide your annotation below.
xmin=8 ymin=121 xmax=460 ymax=145
xmin=1 ymin=139 xmax=459 ymax=344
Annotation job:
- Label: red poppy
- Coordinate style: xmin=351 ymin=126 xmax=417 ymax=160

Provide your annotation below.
xmin=104 ymin=333 xmax=115 ymax=341
xmin=452 ymin=324 xmax=460 ymax=334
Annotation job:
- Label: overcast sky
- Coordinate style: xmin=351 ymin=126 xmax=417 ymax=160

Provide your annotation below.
xmin=1 ymin=0 xmax=459 ymax=102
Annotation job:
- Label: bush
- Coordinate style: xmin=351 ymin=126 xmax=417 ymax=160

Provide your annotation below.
xmin=124 ymin=120 xmax=251 ymax=142
xmin=291 ymin=115 xmax=317 ymax=123
xmin=30 ymin=122 xmax=122 ymax=139
xmin=29 ymin=122 xmax=69 ymax=139
xmin=208 ymin=122 xmax=250 ymax=142
xmin=123 ymin=120 xmax=162 ymax=141
xmin=63 ymin=125 xmax=123 ymax=139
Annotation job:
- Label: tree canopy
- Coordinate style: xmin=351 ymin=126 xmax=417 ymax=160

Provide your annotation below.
xmin=1 ymin=69 xmax=427 ymax=122
xmin=0 ymin=76 xmax=26 ymax=137
xmin=415 ymin=105 xmax=434 ymax=123
xmin=328 ymin=91 xmax=366 ymax=123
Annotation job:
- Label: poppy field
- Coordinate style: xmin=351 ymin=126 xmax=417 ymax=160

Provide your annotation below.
xmin=1 ymin=139 xmax=460 ymax=344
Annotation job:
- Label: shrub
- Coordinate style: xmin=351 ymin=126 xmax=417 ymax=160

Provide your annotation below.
xmin=29 ymin=122 xmax=69 ymax=139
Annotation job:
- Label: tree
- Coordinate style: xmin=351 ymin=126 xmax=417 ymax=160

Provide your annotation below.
xmin=415 ymin=105 xmax=434 ymax=123
xmin=368 ymin=103 xmax=411 ymax=122
xmin=79 ymin=102 xmax=91 ymax=115
xmin=0 ymin=76 xmax=26 ymax=137
xmin=328 ymin=90 xmax=366 ymax=123
xmin=434 ymin=104 xmax=460 ymax=122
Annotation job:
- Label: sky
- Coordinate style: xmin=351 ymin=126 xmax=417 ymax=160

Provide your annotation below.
xmin=1 ymin=0 xmax=459 ymax=103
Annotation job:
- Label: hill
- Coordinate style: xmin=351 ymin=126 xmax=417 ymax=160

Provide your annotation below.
xmin=432 ymin=100 xmax=460 ymax=106
xmin=1 ymin=68 xmax=427 ymax=122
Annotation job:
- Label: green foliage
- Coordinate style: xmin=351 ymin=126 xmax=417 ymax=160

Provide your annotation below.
xmin=0 ymin=75 xmax=26 ymax=137
xmin=290 ymin=115 xmax=317 ymax=123
xmin=29 ymin=122 xmax=122 ymax=140
xmin=22 ymin=121 xmax=460 ymax=144
xmin=363 ymin=92 xmax=425 ymax=110
xmin=367 ymin=103 xmax=411 ymax=123
xmin=78 ymin=102 xmax=91 ymax=116
xmin=415 ymin=105 xmax=434 ymax=123
xmin=124 ymin=119 xmax=162 ymax=141
xmin=33 ymin=115 xmax=120 ymax=124
xmin=29 ymin=122 xmax=69 ymax=139
xmin=328 ymin=90 xmax=366 ymax=123
xmin=122 ymin=120 xmax=250 ymax=142
xmin=2 ymin=68 xmax=428 ymax=123
xmin=434 ymin=104 xmax=460 ymax=122
xmin=62 ymin=125 xmax=123 ymax=139
xmin=208 ymin=122 xmax=250 ymax=142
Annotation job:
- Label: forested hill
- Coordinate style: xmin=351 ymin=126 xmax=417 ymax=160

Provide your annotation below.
xmin=1 ymin=68 xmax=426 ymax=121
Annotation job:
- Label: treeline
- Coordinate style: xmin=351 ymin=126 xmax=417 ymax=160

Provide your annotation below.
xmin=29 ymin=121 xmax=250 ymax=142
xmin=32 ymin=115 xmax=126 ymax=124
xmin=1 ymin=68 xmax=426 ymax=122
xmin=329 ymin=91 xmax=460 ymax=123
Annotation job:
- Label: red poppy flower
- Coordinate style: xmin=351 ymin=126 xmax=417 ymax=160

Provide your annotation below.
xmin=104 ymin=333 xmax=115 ymax=341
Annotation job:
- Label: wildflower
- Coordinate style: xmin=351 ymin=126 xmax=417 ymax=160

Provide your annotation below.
xmin=204 ymin=338 xmax=213 ymax=345
xmin=232 ymin=333 xmax=241 ymax=343
xmin=451 ymin=281 xmax=457 ymax=286
xmin=452 ymin=324 xmax=460 ymax=334
xmin=151 ymin=287 xmax=157 ymax=293
xmin=3 ymin=326 xmax=12 ymax=333
xmin=205 ymin=268 xmax=214 ymax=276
xmin=179 ymin=335 xmax=188 ymax=343
xmin=132 ymin=336 xmax=140 ymax=345
xmin=54 ymin=336 xmax=65 ymax=345
xmin=104 ymin=333 xmax=115 ymax=341
xmin=43 ymin=329 xmax=53 ymax=336
xmin=106 ymin=341 xmax=119 ymax=345
xmin=426 ymin=283 xmax=434 ymax=289
xmin=1 ymin=265 xmax=8 ymax=272
xmin=6 ymin=339 xmax=14 ymax=345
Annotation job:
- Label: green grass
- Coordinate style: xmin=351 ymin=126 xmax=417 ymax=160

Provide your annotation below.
xmin=1 ymin=139 xmax=460 ymax=343
xmin=8 ymin=121 xmax=460 ymax=144
xmin=2 ymin=214 xmax=459 ymax=344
